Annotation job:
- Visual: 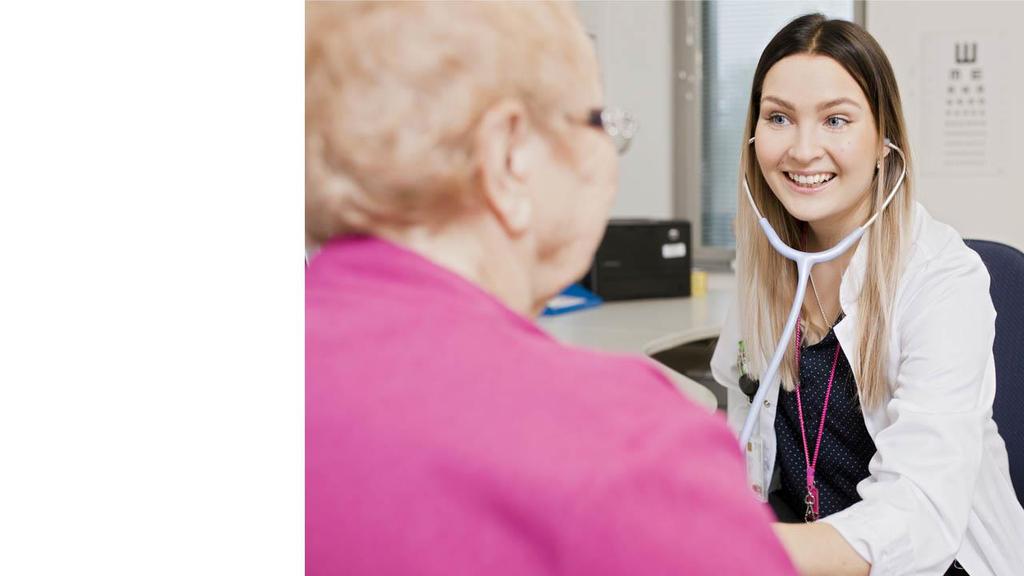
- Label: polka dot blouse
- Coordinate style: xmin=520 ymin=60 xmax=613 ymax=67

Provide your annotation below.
xmin=773 ymin=319 xmax=877 ymax=520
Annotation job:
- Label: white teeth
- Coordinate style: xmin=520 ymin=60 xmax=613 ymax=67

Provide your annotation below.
xmin=787 ymin=172 xmax=834 ymax=185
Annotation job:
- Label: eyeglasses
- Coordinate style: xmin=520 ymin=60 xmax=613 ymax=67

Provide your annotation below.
xmin=586 ymin=107 xmax=637 ymax=155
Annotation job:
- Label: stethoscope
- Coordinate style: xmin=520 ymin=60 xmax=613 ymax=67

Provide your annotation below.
xmin=737 ymin=136 xmax=908 ymax=449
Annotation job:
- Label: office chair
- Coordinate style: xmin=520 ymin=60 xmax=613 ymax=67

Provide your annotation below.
xmin=966 ymin=239 xmax=1024 ymax=505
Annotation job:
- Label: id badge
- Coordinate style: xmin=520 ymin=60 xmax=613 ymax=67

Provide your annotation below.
xmin=745 ymin=435 xmax=768 ymax=502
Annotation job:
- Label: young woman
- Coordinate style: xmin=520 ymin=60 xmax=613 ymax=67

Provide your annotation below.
xmin=711 ymin=14 xmax=1024 ymax=576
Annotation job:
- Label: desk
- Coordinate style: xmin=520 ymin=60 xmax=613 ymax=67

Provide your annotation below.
xmin=537 ymin=279 xmax=735 ymax=411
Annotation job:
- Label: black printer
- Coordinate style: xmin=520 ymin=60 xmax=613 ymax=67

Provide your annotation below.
xmin=581 ymin=219 xmax=692 ymax=301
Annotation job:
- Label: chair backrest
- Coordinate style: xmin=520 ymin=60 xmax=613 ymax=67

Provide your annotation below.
xmin=965 ymin=239 xmax=1024 ymax=504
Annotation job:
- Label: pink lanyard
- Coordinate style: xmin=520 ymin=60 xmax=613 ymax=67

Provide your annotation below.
xmin=793 ymin=318 xmax=842 ymax=522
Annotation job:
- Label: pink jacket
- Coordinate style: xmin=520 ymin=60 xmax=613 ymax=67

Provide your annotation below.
xmin=306 ymin=235 xmax=794 ymax=575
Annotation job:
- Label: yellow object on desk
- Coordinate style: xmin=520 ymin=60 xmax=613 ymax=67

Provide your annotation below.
xmin=691 ymin=270 xmax=707 ymax=297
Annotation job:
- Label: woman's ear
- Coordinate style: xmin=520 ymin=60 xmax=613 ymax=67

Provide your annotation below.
xmin=475 ymin=99 xmax=534 ymax=235
xmin=876 ymin=138 xmax=892 ymax=170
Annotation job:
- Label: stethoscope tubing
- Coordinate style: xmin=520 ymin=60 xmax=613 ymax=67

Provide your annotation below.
xmin=737 ymin=137 xmax=907 ymax=449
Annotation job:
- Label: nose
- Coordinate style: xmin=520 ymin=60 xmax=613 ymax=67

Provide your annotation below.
xmin=787 ymin=127 xmax=825 ymax=165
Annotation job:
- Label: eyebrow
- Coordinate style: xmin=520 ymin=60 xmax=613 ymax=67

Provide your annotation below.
xmin=761 ymin=95 xmax=862 ymax=111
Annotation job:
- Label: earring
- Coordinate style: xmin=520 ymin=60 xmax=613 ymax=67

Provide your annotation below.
xmin=876 ymin=160 xmax=882 ymax=170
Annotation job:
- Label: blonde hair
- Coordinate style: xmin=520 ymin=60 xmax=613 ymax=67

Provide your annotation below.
xmin=737 ymin=15 xmax=914 ymax=409
xmin=305 ymin=1 xmax=595 ymax=242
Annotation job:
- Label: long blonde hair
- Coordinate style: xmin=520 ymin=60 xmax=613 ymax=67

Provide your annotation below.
xmin=737 ymin=14 xmax=914 ymax=409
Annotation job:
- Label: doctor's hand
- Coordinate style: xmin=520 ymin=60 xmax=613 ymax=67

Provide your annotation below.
xmin=772 ymin=522 xmax=869 ymax=576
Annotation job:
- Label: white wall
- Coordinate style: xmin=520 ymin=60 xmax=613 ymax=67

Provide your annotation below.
xmin=867 ymin=0 xmax=1024 ymax=250
xmin=575 ymin=1 xmax=674 ymax=220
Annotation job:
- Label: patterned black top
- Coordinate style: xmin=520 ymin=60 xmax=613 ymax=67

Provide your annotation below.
xmin=773 ymin=320 xmax=877 ymax=520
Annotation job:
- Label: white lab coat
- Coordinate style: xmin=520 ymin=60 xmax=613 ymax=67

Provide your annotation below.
xmin=711 ymin=202 xmax=1024 ymax=576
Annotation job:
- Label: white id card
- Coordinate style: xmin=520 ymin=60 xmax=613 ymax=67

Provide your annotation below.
xmin=745 ymin=435 xmax=768 ymax=502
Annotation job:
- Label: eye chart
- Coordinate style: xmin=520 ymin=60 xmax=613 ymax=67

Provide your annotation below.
xmin=921 ymin=31 xmax=1008 ymax=177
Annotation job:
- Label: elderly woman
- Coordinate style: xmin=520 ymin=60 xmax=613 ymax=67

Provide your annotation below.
xmin=305 ymin=2 xmax=795 ymax=575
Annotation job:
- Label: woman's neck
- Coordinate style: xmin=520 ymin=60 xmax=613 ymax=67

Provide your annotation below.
xmin=376 ymin=217 xmax=538 ymax=317
xmin=801 ymin=201 xmax=871 ymax=340
xmin=805 ymin=193 xmax=873 ymax=252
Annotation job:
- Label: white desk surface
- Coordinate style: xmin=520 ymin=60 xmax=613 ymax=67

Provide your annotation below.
xmin=537 ymin=276 xmax=736 ymax=411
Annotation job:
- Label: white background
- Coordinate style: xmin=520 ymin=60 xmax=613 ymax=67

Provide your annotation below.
xmin=0 ymin=4 xmax=302 ymax=575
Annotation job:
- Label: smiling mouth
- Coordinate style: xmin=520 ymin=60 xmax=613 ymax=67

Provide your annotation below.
xmin=785 ymin=171 xmax=836 ymax=189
